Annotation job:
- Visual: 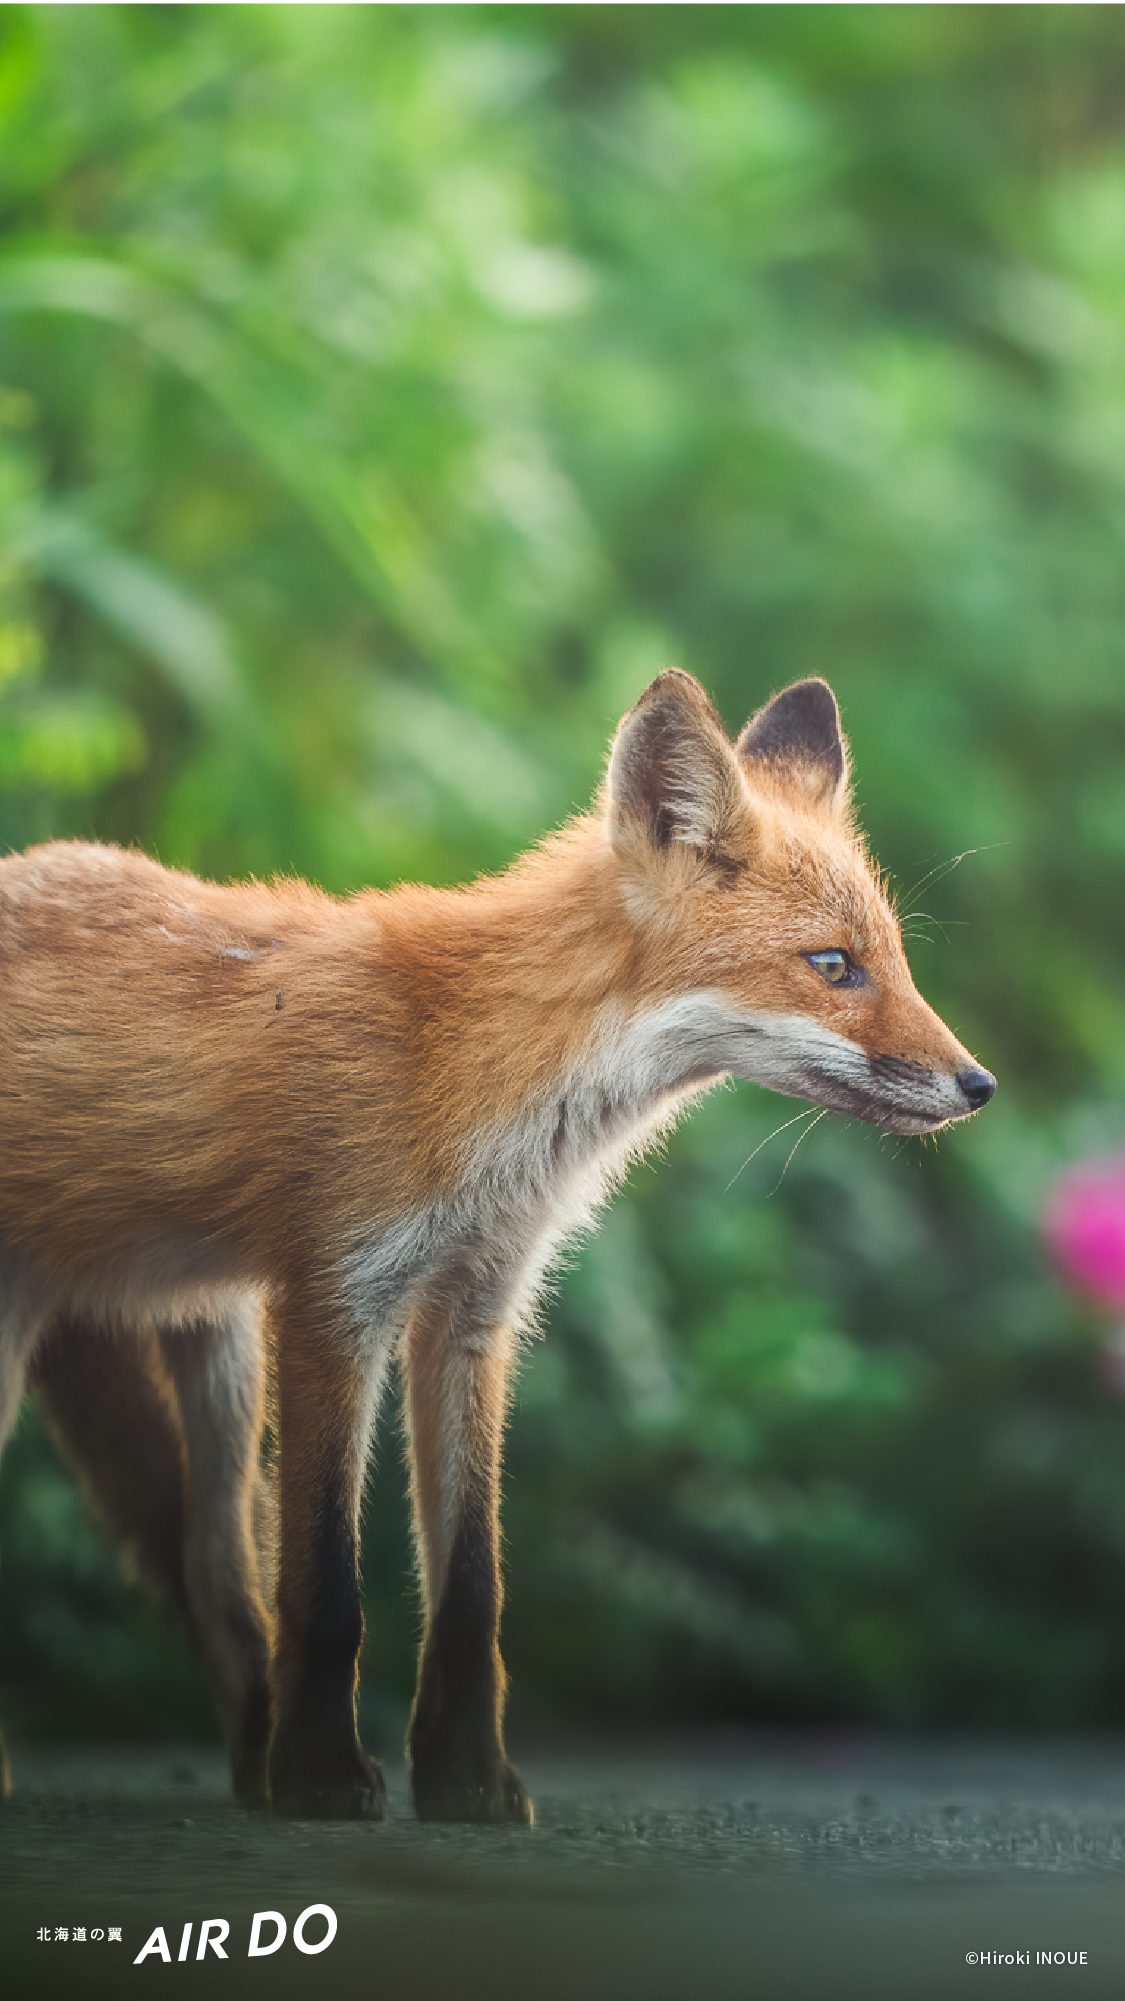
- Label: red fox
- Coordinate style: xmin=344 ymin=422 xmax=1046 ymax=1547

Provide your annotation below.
xmin=0 ymin=673 xmax=994 ymax=1822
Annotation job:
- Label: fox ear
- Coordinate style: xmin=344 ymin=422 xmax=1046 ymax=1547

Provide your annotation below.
xmin=605 ymin=669 xmax=743 ymax=854
xmin=736 ymin=678 xmax=849 ymax=817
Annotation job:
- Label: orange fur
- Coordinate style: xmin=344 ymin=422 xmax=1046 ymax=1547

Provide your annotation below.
xmin=0 ymin=673 xmax=993 ymax=1821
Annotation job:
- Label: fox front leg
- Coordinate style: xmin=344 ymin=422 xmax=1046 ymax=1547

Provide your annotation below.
xmin=268 ymin=1302 xmax=389 ymax=1819
xmin=404 ymin=1298 xmax=531 ymax=1825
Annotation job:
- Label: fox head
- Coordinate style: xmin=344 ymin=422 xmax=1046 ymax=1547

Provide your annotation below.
xmin=603 ymin=670 xmax=995 ymax=1135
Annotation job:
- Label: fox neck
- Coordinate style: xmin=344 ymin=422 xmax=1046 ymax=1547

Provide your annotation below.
xmin=378 ymin=818 xmax=726 ymax=1201
xmin=338 ymin=823 xmax=724 ymax=1347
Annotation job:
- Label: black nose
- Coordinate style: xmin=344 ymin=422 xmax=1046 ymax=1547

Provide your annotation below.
xmin=956 ymin=1066 xmax=996 ymax=1112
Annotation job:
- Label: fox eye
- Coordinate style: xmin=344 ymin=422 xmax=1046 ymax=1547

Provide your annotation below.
xmin=806 ymin=949 xmax=862 ymax=988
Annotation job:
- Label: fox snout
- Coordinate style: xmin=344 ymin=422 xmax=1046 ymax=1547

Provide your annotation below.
xmin=793 ymin=1045 xmax=994 ymax=1137
xmin=865 ymin=1051 xmax=996 ymax=1131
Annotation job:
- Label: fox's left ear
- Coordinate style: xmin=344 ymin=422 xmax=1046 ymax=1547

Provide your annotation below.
xmin=737 ymin=678 xmax=850 ymax=819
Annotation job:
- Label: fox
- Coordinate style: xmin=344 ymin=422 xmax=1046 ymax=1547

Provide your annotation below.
xmin=0 ymin=671 xmax=994 ymax=1822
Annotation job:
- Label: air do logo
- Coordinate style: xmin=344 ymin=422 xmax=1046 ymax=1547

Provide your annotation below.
xmin=132 ymin=1905 xmax=337 ymax=1962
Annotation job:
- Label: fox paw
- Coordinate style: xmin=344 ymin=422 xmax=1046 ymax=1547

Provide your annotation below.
xmin=231 ymin=1746 xmax=271 ymax=1813
xmin=411 ymin=1756 xmax=532 ymax=1826
xmin=270 ymin=1744 xmax=386 ymax=1821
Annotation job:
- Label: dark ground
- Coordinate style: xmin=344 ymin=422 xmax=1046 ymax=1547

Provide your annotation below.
xmin=3 ymin=1736 xmax=1125 ymax=2000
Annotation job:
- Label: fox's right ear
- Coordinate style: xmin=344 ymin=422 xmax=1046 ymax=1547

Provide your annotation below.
xmin=736 ymin=678 xmax=850 ymax=819
xmin=604 ymin=669 xmax=743 ymax=856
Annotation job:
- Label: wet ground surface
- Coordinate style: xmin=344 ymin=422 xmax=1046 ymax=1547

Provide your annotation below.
xmin=4 ymin=1736 xmax=1125 ymax=1998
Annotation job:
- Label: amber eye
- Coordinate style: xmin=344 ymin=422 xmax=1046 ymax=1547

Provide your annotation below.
xmin=806 ymin=949 xmax=862 ymax=988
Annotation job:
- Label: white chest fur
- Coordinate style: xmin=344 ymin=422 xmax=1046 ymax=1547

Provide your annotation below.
xmin=337 ymin=992 xmax=744 ymax=1357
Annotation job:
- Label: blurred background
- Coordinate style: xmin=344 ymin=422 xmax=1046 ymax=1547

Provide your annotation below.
xmin=2 ymin=2 xmax=1125 ymax=1754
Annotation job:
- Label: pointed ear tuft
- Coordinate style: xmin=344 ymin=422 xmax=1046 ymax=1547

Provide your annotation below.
xmin=605 ymin=670 xmax=743 ymax=855
xmin=736 ymin=678 xmax=849 ymax=817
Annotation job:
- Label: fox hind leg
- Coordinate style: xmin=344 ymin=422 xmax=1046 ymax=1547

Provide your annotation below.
xmin=404 ymin=1302 xmax=531 ymax=1825
xmin=160 ymin=1303 xmax=275 ymax=1810
xmin=0 ymin=1245 xmax=58 ymax=1801
xmin=36 ymin=1310 xmax=276 ymax=1809
xmin=32 ymin=1323 xmax=191 ymax=1626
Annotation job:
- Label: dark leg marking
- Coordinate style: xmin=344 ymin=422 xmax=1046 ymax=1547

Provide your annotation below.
xmin=269 ymin=1336 xmax=386 ymax=1821
xmin=409 ymin=1459 xmax=531 ymax=1825
xmin=404 ymin=1318 xmax=531 ymax=1826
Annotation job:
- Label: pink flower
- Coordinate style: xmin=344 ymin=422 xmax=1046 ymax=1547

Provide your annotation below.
xmin=1042 ymin=1156 xmax=1125 ymax=1310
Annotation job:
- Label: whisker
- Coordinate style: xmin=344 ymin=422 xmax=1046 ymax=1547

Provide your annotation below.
xmin=901 ymin=913 xmax=946 ymax=946
xmin=724 ymin=1105 xmax=821 ymax=1193
xmin=900 ymin=852 xmax=975 ymax=913
xmin=767 ymin=1107 xmax=829 ymax=1197
xmin=897 ymin=842 xmax=1010 ymax=916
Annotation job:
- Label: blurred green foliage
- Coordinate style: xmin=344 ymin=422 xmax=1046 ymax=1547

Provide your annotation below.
xmin=3 ymin=4 xmax=1125 ymax=1743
